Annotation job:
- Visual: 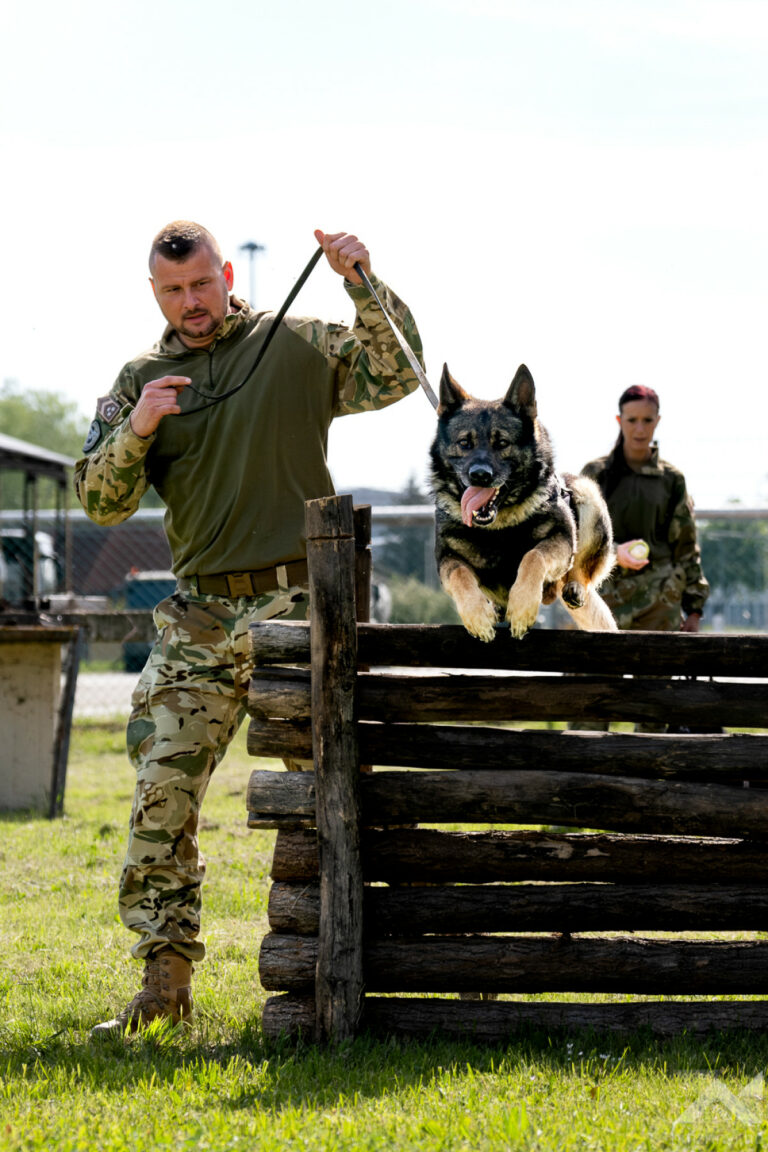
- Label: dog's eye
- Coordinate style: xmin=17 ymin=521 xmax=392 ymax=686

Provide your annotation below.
xmin=495 ymin=436 xmax=510 ymax=449
xmin=457 ymin=436 xmax=473 ymax=449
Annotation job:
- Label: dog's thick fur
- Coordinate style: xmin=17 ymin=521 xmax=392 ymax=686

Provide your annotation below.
xmin=430 ymin=363 xmax=617 ymax=640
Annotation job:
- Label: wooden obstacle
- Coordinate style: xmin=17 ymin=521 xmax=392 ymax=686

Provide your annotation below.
xmin=247 ymin=494 xmax=768 ymax=1044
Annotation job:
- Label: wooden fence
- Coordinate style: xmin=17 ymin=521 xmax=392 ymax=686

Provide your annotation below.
xmin=246 ymin=494 xmax=768 ymax=1044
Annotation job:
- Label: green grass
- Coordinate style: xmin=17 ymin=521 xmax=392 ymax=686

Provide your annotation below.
xmin=3 ymin=725 xmax=768 ymax=1150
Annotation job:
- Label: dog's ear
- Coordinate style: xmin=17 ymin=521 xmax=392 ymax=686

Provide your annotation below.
xmin=438 ymin=364 xmax=470 ymax=415
xmin=504 ymin=364 xmax=537 ymax=418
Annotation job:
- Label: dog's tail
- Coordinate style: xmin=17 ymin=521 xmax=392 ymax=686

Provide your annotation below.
xmin=564 ymin=589 xmax=618 ymax=632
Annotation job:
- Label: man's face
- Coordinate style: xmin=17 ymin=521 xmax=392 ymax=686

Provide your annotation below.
xmin=150 ymin=244 xmax=234 ymax=349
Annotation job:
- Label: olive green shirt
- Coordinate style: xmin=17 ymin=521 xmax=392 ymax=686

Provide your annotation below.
xmin=74 ymin=276 xmax=423 ymax=576
xmin=582 ymin=443 xmax=709 ymax=619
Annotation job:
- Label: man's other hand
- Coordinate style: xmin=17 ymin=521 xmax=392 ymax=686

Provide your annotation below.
xmin=130 ymin=376 xmax=191 ymax=438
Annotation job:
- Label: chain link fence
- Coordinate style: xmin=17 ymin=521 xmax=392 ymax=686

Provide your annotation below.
xmin=2 ymin=504 xmax=767 ymax=725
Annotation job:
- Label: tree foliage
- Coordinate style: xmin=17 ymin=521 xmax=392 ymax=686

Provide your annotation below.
xmin=0 ymin=379 xmax=88 ymax=459
xmin=698 ymin=516 xmax=768 ymax=593
xmin=0 ymin=379 xmax=164 ymax=509
xmin=0 ymin=380 xmax=89 ymax=509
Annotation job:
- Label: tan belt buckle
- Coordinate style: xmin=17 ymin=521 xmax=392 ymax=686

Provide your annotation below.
xmin=225 ymin=572 xmax=255 ymax=597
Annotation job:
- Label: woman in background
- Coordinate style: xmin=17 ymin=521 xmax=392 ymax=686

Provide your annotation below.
xmin=581 ymin=384 xmax=709 ymax=633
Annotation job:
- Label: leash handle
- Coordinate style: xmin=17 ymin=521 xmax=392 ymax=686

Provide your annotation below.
xmin=353 ymin=261 xmax=439 ymax=410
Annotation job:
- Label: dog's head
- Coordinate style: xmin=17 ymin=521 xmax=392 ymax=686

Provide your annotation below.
xmin=430 ymin=363 xmax=551 ymax=526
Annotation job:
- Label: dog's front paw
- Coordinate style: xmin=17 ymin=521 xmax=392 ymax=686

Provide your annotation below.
xmin=457 ymin=596 xmax=498 ymax=643
xmin=562 ymin=580 xmax=586 ymax=609
xmin=506 ymin=590 xmax=540 ymax=638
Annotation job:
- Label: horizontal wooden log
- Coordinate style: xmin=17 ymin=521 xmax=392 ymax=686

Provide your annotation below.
xmin=247 ymin=720 xmax=768 ymax=782
xmin=259 ymin=933 xmax=768 ymax=994
xmin=271 ymin=828 xmax=768 ymax=885
xmin=249 ymin=768 xmax=768 ymax=838
xmin=268 ymin=880 xmax=768 ymax=935
xmin=247 ymin=718 xmax=313 ymax=760
xmin=261 ymin=993 xmax=768 ymax=1044
xmin=248 ymin=667 xmax=312 ymax=722
xmin=247 ymin=815 xmax=314 ymax=831
xmin=250 ymin=620 xmax=311 ymax=665
xmin=359 ymin=725 xmax=767 ymax=782
xmin=248 ymin=667 xmax=768 ymax=728
xmin=250 ymin=622 xmax=768 ymax=679
xmin=357 ymin=673 xmax=766 ymax=727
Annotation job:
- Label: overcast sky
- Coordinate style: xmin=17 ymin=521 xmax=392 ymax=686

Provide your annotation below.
xmin=3 ymin=0 xmax=768 ymax=508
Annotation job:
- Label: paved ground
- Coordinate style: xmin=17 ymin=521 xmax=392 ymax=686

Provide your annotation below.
xmin=73 ymin=672 xmax=136 ymax=719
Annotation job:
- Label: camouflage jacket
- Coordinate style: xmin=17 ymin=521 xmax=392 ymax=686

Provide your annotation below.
xmin=582 ymin=443 xmax=710 ymax=618
xmin=74 ymin=276 xmax=423 ymax=576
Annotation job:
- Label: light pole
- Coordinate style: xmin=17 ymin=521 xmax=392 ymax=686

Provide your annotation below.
xmin=239 ymin=240 xmax=265 ymax=306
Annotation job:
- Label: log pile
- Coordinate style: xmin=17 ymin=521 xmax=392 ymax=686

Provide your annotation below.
xmin=247 ymin=495 xmax=768 ymax=1043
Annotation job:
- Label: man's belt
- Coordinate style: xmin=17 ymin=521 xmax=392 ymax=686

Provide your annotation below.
xmin=179 ymin=560 xmax=309 ymax=598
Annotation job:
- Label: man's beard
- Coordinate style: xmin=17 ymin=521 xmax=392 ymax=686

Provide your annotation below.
xmin=179 ymin=311 xmax=219 ymax=341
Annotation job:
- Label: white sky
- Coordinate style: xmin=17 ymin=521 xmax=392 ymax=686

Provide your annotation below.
xmin=2 ymin=0 xmax=768 ymax=508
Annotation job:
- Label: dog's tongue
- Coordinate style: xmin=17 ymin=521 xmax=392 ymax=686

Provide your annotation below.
xmin=461 ymin=486 xmax=497 ymax=527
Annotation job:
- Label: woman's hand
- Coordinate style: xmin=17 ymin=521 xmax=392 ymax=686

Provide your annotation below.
xmin=615 ymin=540 xmax=651 ymax=570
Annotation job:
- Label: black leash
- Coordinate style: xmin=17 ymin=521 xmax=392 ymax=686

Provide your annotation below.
xmin=177 ymin=246 xmax=325 ymax=417
xmin=178 ymin=245 xmax=437 ymax=417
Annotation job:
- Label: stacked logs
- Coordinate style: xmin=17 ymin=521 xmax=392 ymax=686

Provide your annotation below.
xmin=247 ymin=496 xmax=768 ymax=1043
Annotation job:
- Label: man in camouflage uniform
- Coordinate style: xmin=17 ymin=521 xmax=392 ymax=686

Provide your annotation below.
xmin=75 ymin=221 xmax=424 ymax=1034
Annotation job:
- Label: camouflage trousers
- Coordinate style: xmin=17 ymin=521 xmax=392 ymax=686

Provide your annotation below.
xmin=602 ymin=564 xmax=685 ymax=632
xmin=121 ymin=582 xmax=310 ymax=962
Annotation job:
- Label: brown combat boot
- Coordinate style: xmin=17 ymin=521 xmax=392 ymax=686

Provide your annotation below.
xmin=91 ymin=947 xmax=194 ymax=1037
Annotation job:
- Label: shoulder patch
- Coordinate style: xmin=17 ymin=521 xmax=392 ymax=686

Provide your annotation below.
xmin=83 ymin=419 xmax=103 ymax=453
xmin=96 ymin=395 xmax=122 ymax=424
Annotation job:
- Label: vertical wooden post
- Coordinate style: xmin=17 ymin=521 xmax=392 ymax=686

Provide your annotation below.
xmin=305 ymin=495 xmax=364 ymax=1043
xmin=353 ymin=505 xmax=373 ymax=775
xmin=353 ymin=504 xmax=372 ymax=624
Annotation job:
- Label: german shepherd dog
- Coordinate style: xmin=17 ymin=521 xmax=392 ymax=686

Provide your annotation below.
xmin=430 ymin=363 xmax=617 ymax=640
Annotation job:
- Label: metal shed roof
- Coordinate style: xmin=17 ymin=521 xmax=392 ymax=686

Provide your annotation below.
xmin=0 ymin=432 xmax=75 ymax=479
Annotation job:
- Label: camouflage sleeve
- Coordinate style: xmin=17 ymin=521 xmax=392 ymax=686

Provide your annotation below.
xmin=284 ymin=273 xmax=424 ymax=415
xmin=73 ymin=377 xmax=155 ymax=525
xmin=668 ymin=474 xmax=710 ymax=616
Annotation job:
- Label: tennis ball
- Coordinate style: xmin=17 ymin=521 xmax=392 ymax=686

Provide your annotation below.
xmin=628 ymin=540 xmax=649 ymax=561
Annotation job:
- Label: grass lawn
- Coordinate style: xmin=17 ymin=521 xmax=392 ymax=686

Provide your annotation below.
xmin=2 ymin=720 xmax=768 ymax=1150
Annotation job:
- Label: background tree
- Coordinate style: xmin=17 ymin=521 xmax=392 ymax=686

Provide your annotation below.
xmin=698 ymin=514 xmax=768 ymax=593
xmin=0 ymin=379 xmax=163 ymax=508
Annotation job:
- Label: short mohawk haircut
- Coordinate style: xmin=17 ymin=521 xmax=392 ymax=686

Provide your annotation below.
xmin=149 ymin=221 xmax=222 ymax=270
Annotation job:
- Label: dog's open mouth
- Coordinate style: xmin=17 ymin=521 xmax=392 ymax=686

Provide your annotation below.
xmin=461 ymin=486 xmax=500 ymax=527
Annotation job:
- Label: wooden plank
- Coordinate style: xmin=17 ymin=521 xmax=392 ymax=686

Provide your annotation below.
xmin=354 ymin=725 xmax=768 ymax=782
xmin=248 ymin=768 xmax=768 ymax=838
xmin=270 ymin=828 xmax=768 ymax=885
xmin=248 ymin=668 xmax=767 ymax=727
xmin=259 ymin=933 xmax=768 ymax=994
xmin=261 ymin=994 xmax=768 ymax=1044
xmin=353 ymin=625 xmax=768 ymax=677
xmin=247 ymin=623 xmax=768 ymax=678
xmin=248 ymin=722 xmax=768 ymax=782
xmin=357 ymin=673 xmax=767 ymax=727
xmin=247 ymin=718 xmax=313 ymax=760
xmin=250 ymin=620 xmax=311 ymax=665
xmin=268 ymin=880 xmax=768 ymax=935
xmin=306 ymin=495 xmax=364 ymax=1044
